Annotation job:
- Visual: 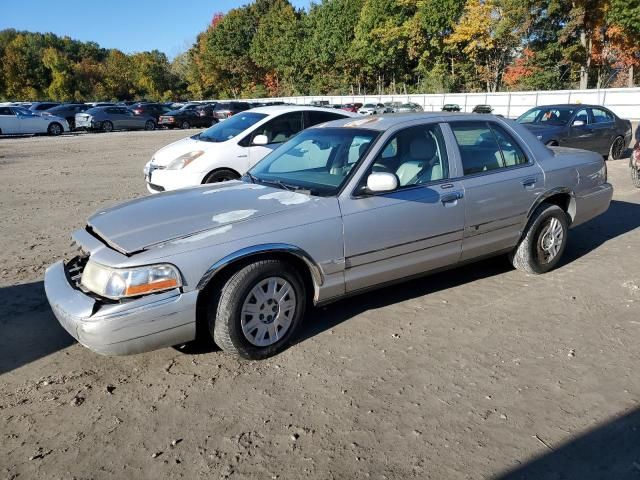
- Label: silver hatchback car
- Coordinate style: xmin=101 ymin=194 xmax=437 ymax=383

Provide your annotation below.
xmin=45 ymin=114 xmax=612 ymax=359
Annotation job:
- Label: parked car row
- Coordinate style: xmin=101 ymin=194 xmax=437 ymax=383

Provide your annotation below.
xmin=45 ymin=109 xmax=614 ymax=359
xmin=1 ymin=99 xmax=634 ymax=168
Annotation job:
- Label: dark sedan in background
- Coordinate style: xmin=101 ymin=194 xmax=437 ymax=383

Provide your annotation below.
xmin=517 ymin=104 xmax=632 ymax=159
xmin=75 ymin=106 xmax=156 ymax=132
xmin=131 ymin=102 xmax=174 ymax=123
xmin=158 ymin=102 xmax=217 ymax=129
xmin=45 ymin=103 xmax=90 ymax=130
xmin=212 ymin=101 xmax=251 ymax=121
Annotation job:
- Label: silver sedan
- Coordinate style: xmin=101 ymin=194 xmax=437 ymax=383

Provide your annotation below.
xmin=45 ymin=113 xmax=612 ymax=359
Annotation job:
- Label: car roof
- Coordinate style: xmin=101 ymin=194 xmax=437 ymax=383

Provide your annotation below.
xmin=527 ymin=104 xmax=606 ymax=109
xmin=248 ymin=105 xmax=356 ymax=116
xmin=315 ymin=112 xmax=504 ymax=131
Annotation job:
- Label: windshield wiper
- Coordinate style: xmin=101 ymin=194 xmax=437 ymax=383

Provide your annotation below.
xmin=259 ymin=179 xmax=296 ymax=191
xmin=244 ymin=172 xmax=258 ymax=184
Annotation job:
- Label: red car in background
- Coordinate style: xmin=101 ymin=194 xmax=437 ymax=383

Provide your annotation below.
xmin=341 ymin=103 xmax=363 ymax=113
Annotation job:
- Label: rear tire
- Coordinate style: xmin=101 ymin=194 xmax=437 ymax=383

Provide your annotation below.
xmin=610 ymin=135 xmax=625 ymax=160
xmin=144 ymin=120 xmax=155 ymax=131
xmin=203 ymin=169 xmax=240 ymax=184
xmin=510 ymin=203 xmax=569 ymax=275
xmin=102 ymin=121 xmax=113 ymax=133
xmin=210 ymin=260 xmax=306 ymax=360
xmin=47 ymin=122 xmax=63 ymax=136
xmin=181 ymin=120 xmax=190 ymax=129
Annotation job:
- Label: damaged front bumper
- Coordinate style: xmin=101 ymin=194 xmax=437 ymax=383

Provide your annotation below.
xmin=44 ymin=261 xmax=197 ymax=355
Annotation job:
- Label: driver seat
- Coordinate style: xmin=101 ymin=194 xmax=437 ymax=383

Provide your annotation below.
xmin=395 ymin=136 xmax=441 ymax=186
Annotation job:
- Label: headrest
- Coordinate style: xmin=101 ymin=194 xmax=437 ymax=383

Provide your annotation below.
xmin=409 ymin=135 xmax=436 ymax=160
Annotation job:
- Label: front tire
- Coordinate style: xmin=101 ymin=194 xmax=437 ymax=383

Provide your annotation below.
xmin=102 ymin=120 xmax=114 ymax=133
xmin=610 ymin=135 xmax=625 ymax=160
xmin=47 ymin=122 xmax=63 ymax=136
xmin=210 ymin=260 xmax=306 ymax=360
xmin=144 ymin=120 xmax=156 ymax=131
xmin=203 ymin=169 xmax=240 ymax=183
xmin=510 ymin=203 xmax=569 ymax=275
xmin=181 ymin=120 xmax=190 ymax=129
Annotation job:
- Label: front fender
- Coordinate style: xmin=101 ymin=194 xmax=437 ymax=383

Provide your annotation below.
xmin=196 ymin=242 xmax=324 ymax=294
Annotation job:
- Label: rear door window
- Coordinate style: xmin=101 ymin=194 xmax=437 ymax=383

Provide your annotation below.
xmin=450 ymin=122 xmax=528 ymax=174
xmin=591 ymin=108 xmax=614 ymax=124
xmin=306 ymin=110 xmax=347 ymax=126
xmin=490 ymin=124 xmax=528 ymax=167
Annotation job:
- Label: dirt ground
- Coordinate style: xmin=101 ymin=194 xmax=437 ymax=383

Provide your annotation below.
xmin=1 ymin=129 xmax=639 ymax=480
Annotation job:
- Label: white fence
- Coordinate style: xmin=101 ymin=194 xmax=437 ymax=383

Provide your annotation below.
xmin=242 ymin=87 xmax=640 ymax=120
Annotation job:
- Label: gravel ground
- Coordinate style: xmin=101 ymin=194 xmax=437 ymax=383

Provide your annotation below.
xmin=0 ymin=129 xmax=639 ymax=480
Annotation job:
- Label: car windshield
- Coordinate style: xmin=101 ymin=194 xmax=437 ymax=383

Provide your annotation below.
xmin=248 ymin=127 xmax=379 ymax=197
xmin=517 ymin=107 xmax=575 ymax=126
xmin=195 ymin=112 xmax=268 ymax=143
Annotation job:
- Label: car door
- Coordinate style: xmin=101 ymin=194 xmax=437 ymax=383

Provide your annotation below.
xmin=103 ymin=108 xmax=122 ymax=129
xmin=121 ymin=108 xmax=141 ymax=129
xmin=589 ymin=107 xmax=616 ymax=155
xmin=244 ymin=112 xmax=305 ymax=167
xmin=448 ymin=121 xmax=545 ymax=261
xmin=340 ymin=122 xmax=466 ymax=293
xmin=565 ymin=107 xmax=596 ymax=151
xmin=0 ymin=107 xmax=19 ymax=134
xmin=16 ymin=109 xmax=46 ymax=134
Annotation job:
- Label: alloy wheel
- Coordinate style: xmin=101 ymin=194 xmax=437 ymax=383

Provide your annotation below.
xmin=240 ymin=277 xmax=297 ymax=347
xmin=536 ymin=217 xmax=564 ymax=264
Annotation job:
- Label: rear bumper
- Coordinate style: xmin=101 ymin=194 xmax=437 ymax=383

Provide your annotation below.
xmin=572 ymin=182 xmax=613 ymax=227
xmin=44 ymin=261 xmax=197 ymax=355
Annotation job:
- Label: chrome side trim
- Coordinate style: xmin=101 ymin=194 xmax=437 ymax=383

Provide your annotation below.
xmin=196 ymin=243 xmax=325 ymax=291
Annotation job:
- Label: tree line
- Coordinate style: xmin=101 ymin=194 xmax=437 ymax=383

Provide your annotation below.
xmin=1 ymin=0 xmax=639 ymax=102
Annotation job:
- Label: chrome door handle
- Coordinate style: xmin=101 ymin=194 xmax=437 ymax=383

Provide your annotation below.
xmin=521 ymin=178 xmax=536 ymax=188
xmin=237 ymin=154 xmax=248 ymax=158
xmin=440 ymin=192 xmax=463 ymax=204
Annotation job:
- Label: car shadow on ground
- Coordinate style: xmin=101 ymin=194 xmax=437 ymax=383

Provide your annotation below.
xmin=0 ymin=281 xmax=74 ymax=376
xmin=298 ymin=199 xmax=640 ymax=345
xmin=494 ymin=407 xmax=640 ymax=479
xmin=561 ymin=199 xmax=640 ymax=266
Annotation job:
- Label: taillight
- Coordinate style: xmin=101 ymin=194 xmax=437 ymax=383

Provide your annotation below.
xmin=133 ymin=109 xmax=142 ymax=114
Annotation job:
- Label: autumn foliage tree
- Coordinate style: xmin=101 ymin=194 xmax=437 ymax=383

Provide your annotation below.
xmin=1 ymin=0 xmax=639 ymax=101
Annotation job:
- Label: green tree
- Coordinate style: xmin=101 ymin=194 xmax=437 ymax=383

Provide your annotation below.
xmin=349 ymin=0 xmax=414 ymax=94
xmin=302 ymin=0 xmax=364 ymax=94
xmin=250 ymin=0 xmax=304 ymax=95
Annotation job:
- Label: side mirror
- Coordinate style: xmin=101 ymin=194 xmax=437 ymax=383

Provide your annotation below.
xmin=252 ymin=134 xmax=269 ymax=146
xmin=366 ymin=172 xmax=398 ymax=193
xmin=572 ymin=120 xmax=585 ymax=127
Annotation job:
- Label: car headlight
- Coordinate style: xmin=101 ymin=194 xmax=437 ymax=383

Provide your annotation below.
xmin=80 ymin=261 xmax=182 ymax=299
xmin=166 ymin=151 xmax=205 ymax=170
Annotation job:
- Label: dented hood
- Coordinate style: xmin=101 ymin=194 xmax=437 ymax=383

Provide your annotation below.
xmin=87 ymin=181 xmax=312 ymax=254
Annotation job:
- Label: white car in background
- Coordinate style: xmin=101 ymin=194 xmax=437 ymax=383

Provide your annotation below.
xmin=357 ymin=103 xmax=387 ymax=115
xmin=0 ymin=105 xmax=69 ymax=136
xmin=144 ymin=106 xmax=356 ymax=192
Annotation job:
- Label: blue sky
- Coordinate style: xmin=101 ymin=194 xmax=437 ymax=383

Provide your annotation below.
xmin=1 ymin=0 xmax=311 ymax=59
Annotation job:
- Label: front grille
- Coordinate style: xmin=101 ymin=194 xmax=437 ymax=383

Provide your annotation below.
xmin=65 ymin=255 xmax=89 ymax=289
